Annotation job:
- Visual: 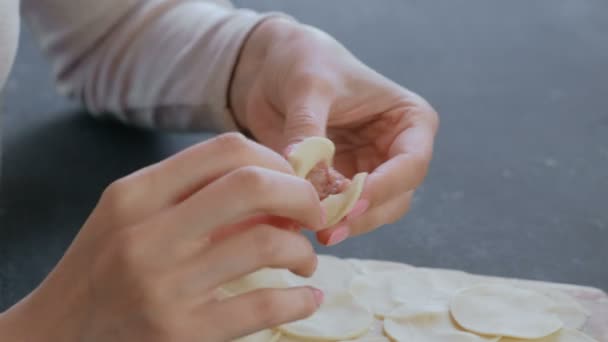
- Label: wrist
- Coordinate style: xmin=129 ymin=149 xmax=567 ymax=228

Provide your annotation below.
xmin=229 ymin=17 xmax=302 ymax=131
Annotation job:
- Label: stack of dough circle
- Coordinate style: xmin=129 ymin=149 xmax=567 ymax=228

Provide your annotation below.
xmin=383 ymin=301 xmax=500 ymax=342
xmin=278 ymin=293 xmax=374 ymax=341
xmin=227 ymin=137 xmax=596 ymax=342
xmin=287 ymin=137 xmax=367 ymax=227
xmin=227 ymin=255 xmax=595 ymax=342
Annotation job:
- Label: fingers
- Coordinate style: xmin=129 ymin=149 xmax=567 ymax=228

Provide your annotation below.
xmin=155 ymin=167 xmax=324 ymax=241
xmin=209 ymin=215 xmax=300 ymax=243
xmin=282 ymin=74 xmax=334 ymax=152
xmin=183 ymin=225 xmax=316 ymax=294
xmin=97 ymin=133 xmax=293 ymax=226
xmin=365 ymin=106 xmax=437 ymax=209
xmin=202 ymin=286 xmax=322 ymax=341
xmin=316 ymin=191 xmax=414 ymax=245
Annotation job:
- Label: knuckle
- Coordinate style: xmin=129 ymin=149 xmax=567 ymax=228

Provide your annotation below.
xmin=254 ymin=291 xmax=286 ymax=327
xmin=218 ymin=132 xmax=293 ymax=174
xmin=252 ymin=227 xmax=285 ymax=263
xmin=284 ymin=111 xmax=323 ymax=135
xmin=303 ymin=180 xmax=322 ymax=206
xmin=233 ymin=166 xmax=273 ymax=195
xmin=415 ymin=95 xmax=440 ymax=132
xmin=295 ymin=240 xmax=317 ymax=277
xmin=291 ymin=233 xmax=315 ymax=261
xmin=412 ymin=154 xmax=432 ymax=183
xmin=428 ymin=106 xmax=440 ymax=131
xmin=214 ymin=132 xmax=251 ymax=154
xmin=294 ymin=289 xmax=318 ymax=318
xmin=100 ymin=178 xmax=139 ymax=214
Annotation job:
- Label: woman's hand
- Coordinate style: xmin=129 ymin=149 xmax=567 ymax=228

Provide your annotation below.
xmin=230 ymin=19 xmax=440 ymax=245
xmin=0 ymin=133 xmax=325 ymax=342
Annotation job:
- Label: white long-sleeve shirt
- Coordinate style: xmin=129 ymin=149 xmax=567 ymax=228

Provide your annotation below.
xmin=1 ymin=0 xmax=283 ymax=132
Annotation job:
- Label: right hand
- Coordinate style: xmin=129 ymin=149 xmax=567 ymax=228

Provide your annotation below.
xmin=0 ymin=133 xmax=325 ymax=342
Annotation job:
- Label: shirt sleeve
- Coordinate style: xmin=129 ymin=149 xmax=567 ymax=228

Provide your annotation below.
xmin=0 ymin=0 xmax=20 ymax=92
xmin=21 ymin=0 xmax=289 ymax=132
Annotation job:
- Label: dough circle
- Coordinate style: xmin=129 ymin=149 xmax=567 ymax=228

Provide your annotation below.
xmin=286 ymin=137 xmax=367 ymax=226
xmin=349 ymin=270 xmax=437 ymax=318
xmin=500 ymin=328 xmax=597 ymax=342
xmin=229 ymin=257 xmax=592 ymax=342
xmin=450 ymin=284 xmax=563 ymax=339
xmin=287 ymin=137 xmax=335 ymax=178
xmin=384 ymin=301 xmax=499 ymax=342
xmin=278 ymin=292 xmax=374 ymax=341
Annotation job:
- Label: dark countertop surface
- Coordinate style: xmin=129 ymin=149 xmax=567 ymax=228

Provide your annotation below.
xmin=1 ymin=1 xmax=607 ymax=310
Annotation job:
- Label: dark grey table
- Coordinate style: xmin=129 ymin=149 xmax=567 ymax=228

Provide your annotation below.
xmin=1 ymin=1 xmax=607 ymax=311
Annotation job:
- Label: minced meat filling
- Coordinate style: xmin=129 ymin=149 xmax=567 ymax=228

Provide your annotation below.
xmin=306 ymin=161 xmax=351 ymax=200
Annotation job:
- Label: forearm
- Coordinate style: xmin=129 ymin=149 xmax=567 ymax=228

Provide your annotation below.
xmin=0 ymin=266 xmax=90 ymax=342
xmin=21 ymin=0 xmax=289 ymax=132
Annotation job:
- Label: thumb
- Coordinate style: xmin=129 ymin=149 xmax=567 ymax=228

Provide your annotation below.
xmin=282 ymin=86 xmax=333 ymax=154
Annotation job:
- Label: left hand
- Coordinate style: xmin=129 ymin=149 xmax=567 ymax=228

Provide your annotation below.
xmin=230 ymin=18 xmax=439 ymax=246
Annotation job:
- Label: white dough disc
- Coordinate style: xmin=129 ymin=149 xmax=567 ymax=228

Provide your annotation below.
xmin=500 ymin=328 xmax=598 ymax=342
xmin=384 ymin=301 xmax=499 ymax=342
xmin=277 ymin=306 xmax=389 ymax=342
xmin=347 ymin=258 xmax=414 ymax=275
xmin=450 ymin=284 xmax=563 ymax=339
xmin=286 ymin=136 xmax=367 ymax=226
xmin=321 ymin=172 xmax=367 ymax=226
xmin=518 ymin=287 xmax=590 ymax=330
xmin=350 ymin=270 xmax=437 ymax=317
xmin=421 ymin=268 xmax=485 ymax=296
xmin=287 ymin=137 xmax=335 ymax=178
xmin=278 ymin=292 xmax=374 ymax=341
xmin=282 ymin=255 xmax=356 ymax=296
xmin=342 ymin=338 xmax=391 ymax=342
xmin=340 ymin=319 xmax=391 ymax=342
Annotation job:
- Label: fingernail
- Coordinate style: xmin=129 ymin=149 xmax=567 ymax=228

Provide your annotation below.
xmin=320 ymin=206 xmax=328 ymax=226
xmin=326 ymin=225 xmax=350 ymax=246
xmin=311 ymin=287 xmax=324 ymax=306
xmin=346 ymin=199 xmax=370 ymax=220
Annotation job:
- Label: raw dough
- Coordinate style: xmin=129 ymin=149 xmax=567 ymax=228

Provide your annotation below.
xmin=321 ymin=172 xmax=367 ymax=226
xmin=518 ymin=286 xmax=591 ymax=330
xmin=347 ymin=258 xmax=414 ymax=275
xmin=278 ymin=292 xmax=374 ymax=341
xmin=287 ymin=137 xmax=335 ymax=178
xmin=543 ymin=290 xmax=590 ymax=330
xmin=450 ymin=284 xmax=563 ymax=339
xmin=227 ymin=256 xmax=592 ymax=342
xmin=349 ymin=270 xmax=436 ymax=318
xmin=277 ymin=320 xmax=391 ymax=342
xmin=284 ymin=255 xmax=356 ymax=295
xmin=286 ymin=137 xmax=367 ymax=226
xmin=500 ymin=328 xmax=598 ymax=342
xmin=384 ymin=301 xmax=499 ymax=342
xmin=340 ymin=319 xmax=390 ymax=342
